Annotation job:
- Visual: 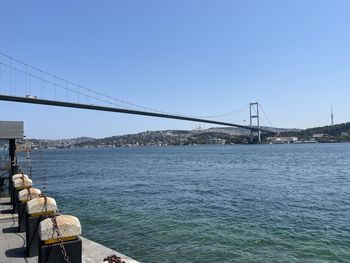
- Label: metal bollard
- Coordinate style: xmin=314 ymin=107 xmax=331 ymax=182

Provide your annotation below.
xmin=38 ymin=215 xmax=82 ymax=263
xmin=10 ymin=173 xmax=29 ymax=203
xmin=25 ymin=196 xmax=57 ymax=257
xmin=17 ymin=188 xmax=41 ymax=232
xmin=9 ymin=165 xmax=18 ymax=205
xmin=11 ymin=173 xmax=28 ymax=206
xmin=12 ymin=176 xmax=32 ymax=213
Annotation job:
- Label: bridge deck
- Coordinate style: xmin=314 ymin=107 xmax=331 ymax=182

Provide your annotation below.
xmin=0 ymin=197 xmax=139 ymax=263
xmin=0 ymin=94 xmax=270 ymax=132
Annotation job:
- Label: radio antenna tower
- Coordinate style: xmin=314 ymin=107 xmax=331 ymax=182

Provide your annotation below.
xmin=331 ymin=105 xmax=334 ymax=126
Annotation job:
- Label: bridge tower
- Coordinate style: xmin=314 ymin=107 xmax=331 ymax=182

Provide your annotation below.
xmin=249 ymin=102 xmax=261 ymax=143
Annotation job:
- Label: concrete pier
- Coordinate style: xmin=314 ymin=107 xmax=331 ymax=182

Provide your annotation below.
xmin=0 ymin=197 xmax=140 ymax=263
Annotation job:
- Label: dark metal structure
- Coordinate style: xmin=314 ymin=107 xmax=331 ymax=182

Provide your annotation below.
xmin=249 ymin=102 xmax=261 ymax=143
xmin=0 ymin=94 xmax=272 ymax=133
xmin=0 ymin=121 xmax=23 ymax=197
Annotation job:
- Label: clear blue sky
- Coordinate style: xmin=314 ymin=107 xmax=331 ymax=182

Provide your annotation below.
xmin=1 ymin=1 xmax=349 ymax=139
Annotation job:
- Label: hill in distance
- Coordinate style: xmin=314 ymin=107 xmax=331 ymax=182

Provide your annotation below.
xmin=0 ymin=123 xmax=345 ymax=150
xmin=15 ymin=122 xmax=349 ymax=149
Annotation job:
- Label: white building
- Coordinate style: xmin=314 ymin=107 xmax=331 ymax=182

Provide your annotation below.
xmin=270 ymin=137 xmax=298 ymax=144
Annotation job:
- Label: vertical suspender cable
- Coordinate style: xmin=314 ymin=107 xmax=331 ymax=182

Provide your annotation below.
xmin=40 ymin=70 xmax=43 ymax=98
xmin=66 ymin=81 xmax=68 ymax=102
xmin=0 ymin=63 xmax=2 ymax=94
xmin=54 ymin=78 xmax=57 ymax=100
xmin=14 ymin=70 xmax=16 ymax=96
xmin=28 ymin=66 xmax=31 ymax=96
xmin=88 ymin=88 xmax=90 ymax=105
xmin=77 ymin=85 xmax=79 ymax=103
xmin=25 ymin=65 xmax=28 ymax=95
xmin=259 ymin=104 xmax=273 ymax=128
xmin=10 ymin=60 xmax=12 ymax=95
xmin=40 ymin=79 xmax=43 ymax=99
xmin=42 ymin=78 xmax=45 ymax=99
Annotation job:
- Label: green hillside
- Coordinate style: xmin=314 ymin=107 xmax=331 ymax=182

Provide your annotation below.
xmin=279 ymin=122 xmax=350 ymax=142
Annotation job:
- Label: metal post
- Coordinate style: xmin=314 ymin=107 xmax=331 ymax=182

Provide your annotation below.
xmin=9 ymin=139 xmax=16 ymax=202
xmin=249 ymin=104 xmax=253 ymax=143
xmin=256 ymin=105 xmax=261 ymax=143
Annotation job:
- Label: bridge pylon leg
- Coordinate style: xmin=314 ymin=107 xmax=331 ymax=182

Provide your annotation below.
xmin=249 ymin=102 xmax=261 ymax=143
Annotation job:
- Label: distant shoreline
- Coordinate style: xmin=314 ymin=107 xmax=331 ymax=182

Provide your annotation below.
xmin=1 ymin=141 xmax=349 ymax=152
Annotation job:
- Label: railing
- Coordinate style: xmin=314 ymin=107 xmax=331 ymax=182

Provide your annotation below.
xmin=0 ymin=157 xmax=10 ymax=171
xmin=0 ymin=156 xmax=10 ymax=196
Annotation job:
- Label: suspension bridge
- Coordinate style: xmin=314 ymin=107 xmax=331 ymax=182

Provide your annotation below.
xmin=0 ymin=52 xmax=274 ymax=140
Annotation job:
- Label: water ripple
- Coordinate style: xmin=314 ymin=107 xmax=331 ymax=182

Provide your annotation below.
xmin=30 ymin=143 xmax=350 ymax=263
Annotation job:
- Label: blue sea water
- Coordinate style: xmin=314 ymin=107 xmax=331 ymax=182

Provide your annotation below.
xmin=30 ymin=143 xmax=350 ymax=262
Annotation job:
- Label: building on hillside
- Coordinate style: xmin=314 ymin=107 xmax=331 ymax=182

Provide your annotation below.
xmin=269 ymin=137 xmax=298 ymax=144
xmin=312 ymin=133 xmax=326 ymax=138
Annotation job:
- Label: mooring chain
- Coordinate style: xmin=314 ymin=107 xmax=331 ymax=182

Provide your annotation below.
xmin=50 ymin=215 xmax=72 ymax=263
xmin=29 ymin=165 xmax=32 ymax=179
xmin=12 ymin=156 xmax=17 ymax=166
xmin=39 ymin=194 xmax=48 ymax=214
xmin=26 ymin=187 xmax=32 ymax=200
xmin=39 ymin=194 xmax=71 ymax=263
xmin=103 ymin=254 xmax=126 ymax=263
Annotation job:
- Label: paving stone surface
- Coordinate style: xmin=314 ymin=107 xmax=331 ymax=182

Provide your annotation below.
xmin=0 ymin=197 xmax=36 ymax=263
xmin=1 ymin=197 xmax=140 ymax=263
